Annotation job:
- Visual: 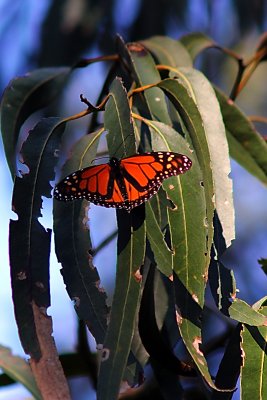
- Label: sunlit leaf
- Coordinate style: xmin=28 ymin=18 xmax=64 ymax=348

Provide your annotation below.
xmin=241 ymin=306 xmax=267 ymax=400
xmin=173 ymin=68 xmax=234 ymax=247
xmin=215 ymin=88 xmax=267 ymax=185
xmin=229 ymin=299 xmax=267 ymax=326
xmin=157 ymin=78 xmax=214 ymax=257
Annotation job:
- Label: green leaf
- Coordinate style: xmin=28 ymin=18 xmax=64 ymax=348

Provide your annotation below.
xmin=141 ymin=35 xmax=192 ymax=68
xmin=117 ymin=36 xmax=171 ymax=125
xmin=145 ymin=202 xmax=173 ymax=277
xmin=157 ymin=78 xmax=214 ymax=258
xmin=0 ymin=345 xmax=41 ymax=400
xmin=215 ymin=87 xmax=267 ymax=185
xmin=149 ymin=85 xmax=230 ymax=390
xmin=252 ymin=296 xmax=267 ymax=311
xmin=10 ymin=117 xmax=66 ymax=357
xmin=0 ymin=67 xmax=71 ymax=177
xmin=147 ymin=121 xmax=207 ymax=301
xmin=97 ymin=78 xmax=146 ymax=399
xmin=241 ymin=307 xmax=267 ymax=400
xmin=53 ymin=129 xmax=109 ymax=344
xmin=180 ymin=32 xmax=216 ymax=60
xmin=105 ymin=77 xmax=136 ymax=158
xmin=175 ymin=68 xmax=234 ymax=248
xmin=145 ymin=120 xmax=219 ymax=388
xmin=229 ymin=299 xmax=267 ymax=326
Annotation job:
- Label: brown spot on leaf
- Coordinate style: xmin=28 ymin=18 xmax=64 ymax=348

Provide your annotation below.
xmin=193 ymin=336 xmax=204 ymax=357
xmin=17 ymin=271 xmax=27 ymax=280
xmin=127 ymin=43 xmax=147 ymax=56
xmin=133 ymin=269 xmax=142 ymax=283
xmin=35 ymin=281 xmax=45 ymax=291
xmin=101 ymin=348 xmax=110 ymax=361
xmin=192 ymin=293 xmax=199 ymax=303
xmin=175 ymin=306 xmax=183 ymax=325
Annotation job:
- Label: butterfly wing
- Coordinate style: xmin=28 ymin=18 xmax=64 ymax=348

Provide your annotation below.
xmin=54 ymin=152 xmax=192 ymax=212
xmin=117 ymin=151 xmax=192 ymax=210
xmin=54 ymin=163 xmax=114 ymax=204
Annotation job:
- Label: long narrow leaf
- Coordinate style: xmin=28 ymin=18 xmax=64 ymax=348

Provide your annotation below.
xmin=141 ymin=35 xmax=192 ymax=68
xmin=0 ymin=345 xmax=41 ymax=400
xmin=97 ymin=78 xmax=146 ymax=399
xmin=0 ymin=68 xmax=70 ymax=177
xmin=215 ymin=87 xmax=267 ymax=185
xmin=10 ymin=117 xmax=66 ymax=357
xmin=175 ymin=68 xmax=234 ymax=247
xmin=241 ymin=306 xmax=267 ymax=400
xmin=117 ymin=36 xmax=171 ymax=125
xmin=53 ymin=130 xmax=109 ymax=343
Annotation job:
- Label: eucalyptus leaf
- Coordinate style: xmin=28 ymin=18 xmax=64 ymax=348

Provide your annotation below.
xmin=215 ymin=87 xmax=267 ymax=185
xmin=180 ymin=32 xmax=216 ymax=60
xmin=117 ymin=36 xmax=171 ymax=125
xmin=229 ymin=299 xmax=267 ymax=326
xmin=175 ymin=68 xmax=235 ymax=248
xmin=157 ymin=78 xmax=215 ymax=259
xmin=97 ymin=78 xmax=146 ymax=399
xmin=10 ymin=117 xmax=66 ymax=357
xmin=0 ymin=67 xmax=70 ymax=177
xmin=0 ymin=345 xmax=41 ymax=400
xmin=141 ymin=35 xmax=192 ymax=68
xmin=54 ymin=129 xmax=109 ymax=343
xmin=241 ymin=307 xmax=267 ymax=400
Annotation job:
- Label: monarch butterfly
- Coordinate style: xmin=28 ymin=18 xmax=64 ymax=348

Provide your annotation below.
xmin=54 ymin=152 xmax=192 ymax=212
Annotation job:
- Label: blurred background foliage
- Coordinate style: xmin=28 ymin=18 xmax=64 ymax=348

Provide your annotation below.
xmin=0 ymin=0 xmax=266 ymax=399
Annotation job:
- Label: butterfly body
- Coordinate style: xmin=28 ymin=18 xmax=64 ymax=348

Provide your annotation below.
xmin=54 ymin=152 xmax=192 ymax=212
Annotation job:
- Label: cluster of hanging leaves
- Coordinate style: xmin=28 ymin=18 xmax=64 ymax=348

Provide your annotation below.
xmin=1 ymin=33 xmax=267 ymax=400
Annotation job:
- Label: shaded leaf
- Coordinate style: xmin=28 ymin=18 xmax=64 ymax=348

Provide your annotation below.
xmin=141 ymin=35 xmax=192 ymax=68
xmin=209 ymin=256 xmax=236 ymax=316
xmin=145 ymin=202 xmax=173 ymax=277
xmin=258 ymin=258 xmax=267 ymax=275
xmin=53 ymin=129 xmax=109 ymax=343
xmin=229 ymin=299 xmax=267 ymax=326
xmin=10 ymin=117 xmax=66 ymax=357
xmin=215 ymin=88 xmax=267 ymax=185
xmin=212 ymin=324 xmax=242 ymax=398
xmin=241 ymin=307 xmax=267 ymax=400
xmin=0 ymin=67 xmax=70 ymax=177
xmin=0 ymin=345 xmax=41 ymax=400
xmin=139 ymin=264 xmax=197 ymax=377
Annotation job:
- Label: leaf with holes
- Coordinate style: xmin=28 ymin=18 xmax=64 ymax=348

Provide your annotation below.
xmin=0 ymin=67 xmax=70 ymax=177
